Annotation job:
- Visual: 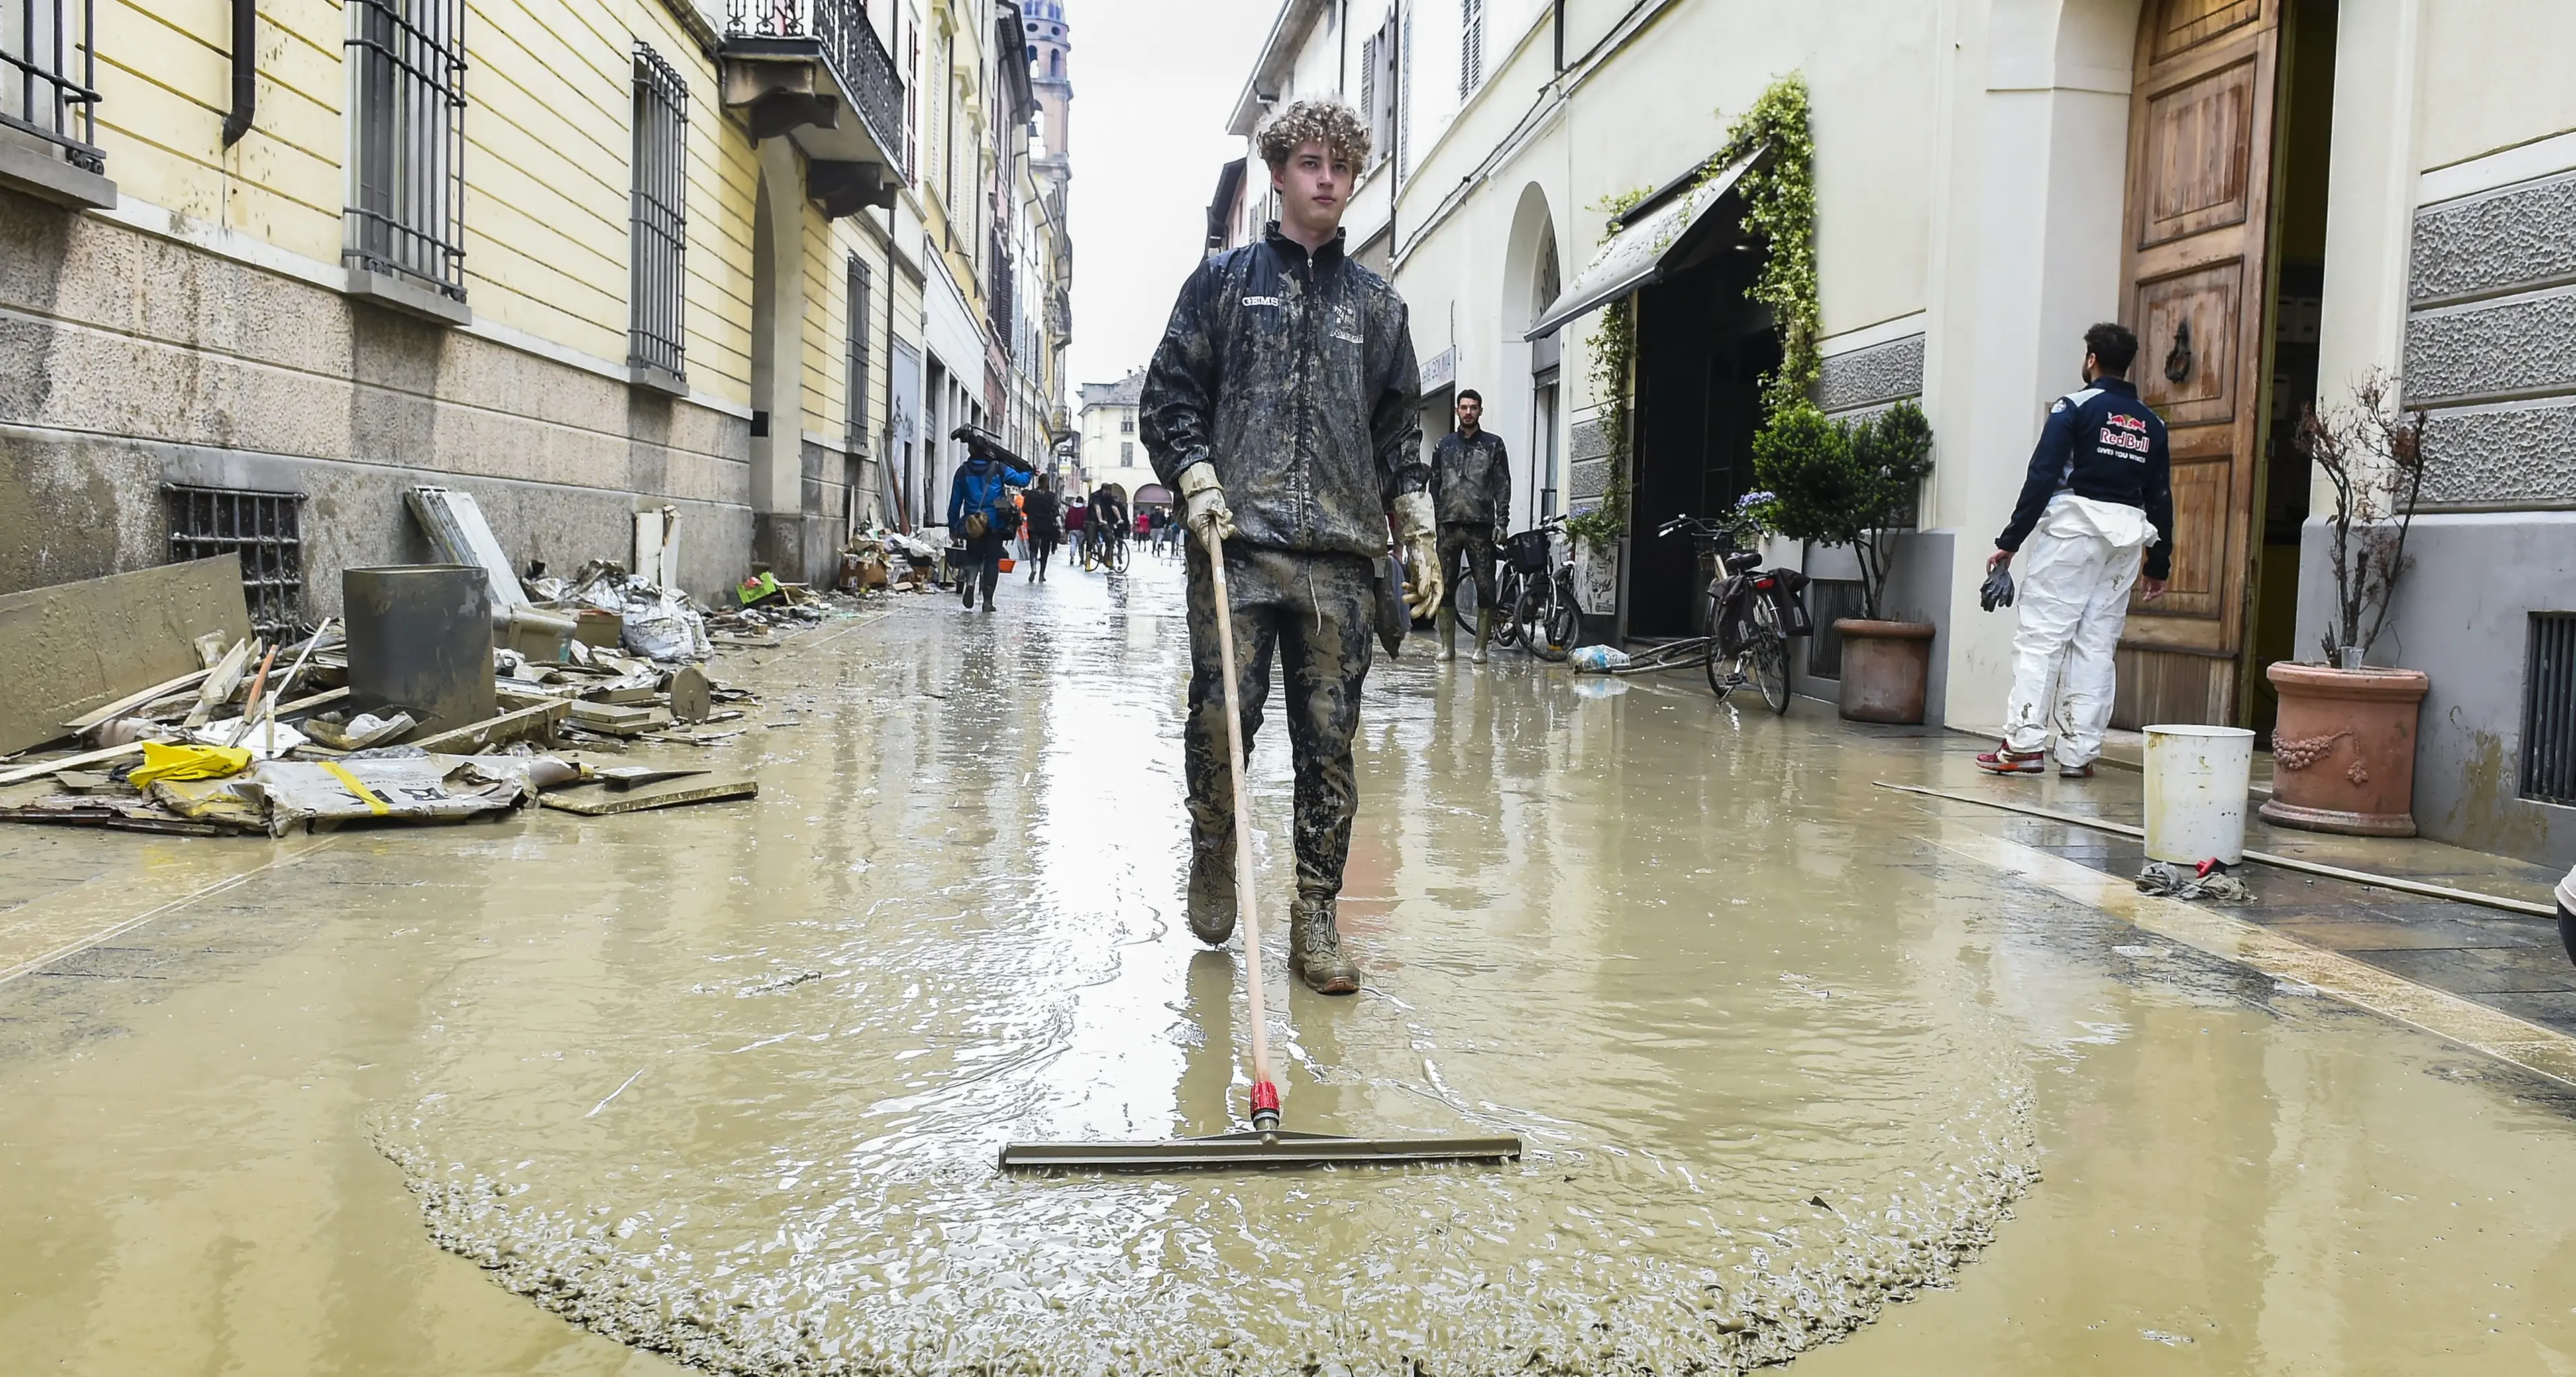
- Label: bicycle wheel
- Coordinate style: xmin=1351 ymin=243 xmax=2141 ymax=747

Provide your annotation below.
xmin=1108 ymin=537 xmax=1129 ymax=572
xmin=1491 ymin=568 xmax=1525 ymax=647
xmin=1750 ymin=596 xmax=1790 ymax=714
xmin=1534 ymin=577 xmax=1577 ymax=663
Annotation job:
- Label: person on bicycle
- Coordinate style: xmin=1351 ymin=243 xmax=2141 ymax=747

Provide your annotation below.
xmin=1429 ymin=389 xmax=1512 ymax=664
xmin=1087 ymin=486 xmax=1128 ymax=569
xmin=1140 ymin=97 xmax=1434 ymax=995
xmin=1978 ymin=322 xmax=2172 ymax=778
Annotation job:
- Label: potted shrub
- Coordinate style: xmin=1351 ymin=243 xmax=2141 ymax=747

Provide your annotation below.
xmin=1754 ymin=400 xmax=1936 ymax=722
xmin=2261 ymin=372 xmax=2432 ymax=836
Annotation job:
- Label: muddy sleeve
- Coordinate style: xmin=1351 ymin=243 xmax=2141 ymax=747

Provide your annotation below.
xmin=1996 ymin=400 xmax=2078 ymax=553
xmin=1140 ymin=262 xmax=1221 ymax=486
xmin=2143 ymin=422 xmax=2174 ymax=582
xmin=1373 ymin=298 xmax=1428 ymax=507
xmin=1486 ymin=439 xmax=1511 ymax=524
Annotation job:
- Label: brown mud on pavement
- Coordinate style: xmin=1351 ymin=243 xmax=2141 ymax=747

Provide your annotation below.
xmin=2 ymin=563 xmax=2575 ymax=1374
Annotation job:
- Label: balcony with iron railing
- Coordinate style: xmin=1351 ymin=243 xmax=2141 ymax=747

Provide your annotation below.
xmin=722 ymin=0 xmax=906 ymax=207
xmin=0 ymin=0 xmax=114 ymax=207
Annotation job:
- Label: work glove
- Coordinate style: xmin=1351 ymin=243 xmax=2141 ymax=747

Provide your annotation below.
xmin=1177 ymin=462 xmax=1236 ymax=542
xmin=1979 ymin=563 xmax=2016 ymax=613
xmin=1395 ymin=491 xmax=1442 ymax=620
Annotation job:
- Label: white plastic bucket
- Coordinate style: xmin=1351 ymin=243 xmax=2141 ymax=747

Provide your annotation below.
xmin=2143 ymin=724 xmax=2256 ymax=865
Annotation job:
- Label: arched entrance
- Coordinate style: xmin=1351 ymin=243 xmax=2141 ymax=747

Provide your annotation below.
xmin=1501 ymin=183 xmax=1562 ymax=529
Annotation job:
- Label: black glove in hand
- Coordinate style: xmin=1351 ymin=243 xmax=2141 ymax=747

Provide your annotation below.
xmin=1979 ymin=565 xmax=2016 ymax=613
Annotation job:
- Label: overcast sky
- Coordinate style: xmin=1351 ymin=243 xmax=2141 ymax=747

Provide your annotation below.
xmin=1064 ymin=0 xmax=1275 ymax=395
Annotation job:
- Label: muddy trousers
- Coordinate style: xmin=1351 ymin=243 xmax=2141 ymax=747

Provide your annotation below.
xmin=1183 ymin=543 xmax=1377 ymax=901
xmin=961 ymin=530 xmax=1006 ymax=606
xmin=1436 ymin=522 xmax=1497 ymax=614
xmin=2001 ymin=523 xmax=2143 ymax=768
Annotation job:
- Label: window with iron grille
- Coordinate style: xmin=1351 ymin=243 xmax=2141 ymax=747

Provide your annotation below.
xmin=1 ymin=0 xmax=103 ymax=174
xmin=1459 ymin=0 xmax=1483 ymax=97
xmin=346 ymin=0 xmax=467 ymax=302
xmin=629 ymin=44 xmax=688 ymax=384
xmin=165 ymin=485 xmax=307 ymax=641
xmin=2524 ymin=614 xmax=2576 ymax=805
xmin=846 ymin=254 xmax=872 ymax=453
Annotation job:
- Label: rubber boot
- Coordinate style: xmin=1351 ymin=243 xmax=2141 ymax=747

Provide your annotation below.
xmin=979 ymin=565 xmax=1000 ymax=610
xmin=1186 ymin=847 xmax=1236 ymax=945
xmin=1438 ymin=614 xmax=1457 ymax=662
xmin=1290 ymin=894 xmax=1360 ymax=995
xmin=1472 ymin=609 xmax=1495 ymax=664
xmin=961 ymin=572 xmax=976 ymax=609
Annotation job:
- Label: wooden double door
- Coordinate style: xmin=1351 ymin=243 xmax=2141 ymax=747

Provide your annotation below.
xmin=2110 ymin=0 xmax=2287 ymax=728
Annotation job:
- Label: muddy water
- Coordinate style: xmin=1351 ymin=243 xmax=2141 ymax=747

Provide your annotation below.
xmin=2 ymin=561 xmax=2573 ymax=1374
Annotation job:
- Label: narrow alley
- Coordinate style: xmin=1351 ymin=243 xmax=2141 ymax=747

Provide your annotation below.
xmin=4 ymin=562 xmax=2572 ymax=1374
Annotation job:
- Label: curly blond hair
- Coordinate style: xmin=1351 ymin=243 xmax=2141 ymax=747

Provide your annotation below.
xmin=1256 ymin=98 xmax=1371 ymax=172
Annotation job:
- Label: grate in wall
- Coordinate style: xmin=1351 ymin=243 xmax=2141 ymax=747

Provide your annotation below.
xmin=2523 ymin=613 xmax=2576 ymax=806
xmin=165 ymin=484 xmax=306 ymax=639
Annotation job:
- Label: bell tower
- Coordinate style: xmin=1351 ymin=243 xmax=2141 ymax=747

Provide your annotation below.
xmin=1024 ymin=0 xmax=1071 ymax=214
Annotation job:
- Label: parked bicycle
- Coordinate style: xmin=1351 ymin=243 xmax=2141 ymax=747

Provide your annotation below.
xmin=1495 ymin=515 xmax=1580 ymax=661
xmin=1578 ymin=515 xmax=1808 ymax=712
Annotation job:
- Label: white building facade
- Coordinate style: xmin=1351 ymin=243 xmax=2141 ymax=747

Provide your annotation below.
xmin=1075 ymin=368 xmax=1160 ymax=503
xmin=1223 ymin=0 xmax=2576 ymax=866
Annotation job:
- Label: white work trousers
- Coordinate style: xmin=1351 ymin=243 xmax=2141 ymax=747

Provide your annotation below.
xmin=2002 ymin=495 xmax=2149 ymax=767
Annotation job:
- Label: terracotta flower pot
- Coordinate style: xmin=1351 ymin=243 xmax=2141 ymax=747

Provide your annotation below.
xmin=2258 ymin=661 xmax=2430 ymax=836
xmin=1835 ymin=618 xmax=1935 ymax=724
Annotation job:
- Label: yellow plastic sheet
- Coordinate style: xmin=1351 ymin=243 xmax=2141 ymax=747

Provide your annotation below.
xmin=127 ymin=741 xmax=252 ymax=787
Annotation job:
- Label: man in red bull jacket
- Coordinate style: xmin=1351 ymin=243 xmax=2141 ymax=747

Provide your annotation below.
xmin=1978 ymin=322 xmax=2174 ymax=779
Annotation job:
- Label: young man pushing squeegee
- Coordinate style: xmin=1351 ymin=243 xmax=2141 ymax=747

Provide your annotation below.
xmin=1138 ymin=99 xmax=1436 ymax=995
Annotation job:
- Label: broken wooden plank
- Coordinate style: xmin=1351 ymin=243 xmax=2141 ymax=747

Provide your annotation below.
xmin=184 ymin=639 xmax=256 ymax=728
xmin=539 ymin=776 xmax=757 ymax=816
xmin=594 ymin=765 xmax=710 ymax=790
xmin=0 ymin=741 xmax=147 ymax=787
xmin=407 ymin=699 xmax=569 ymax=755
xmin=0 ymin=804 xmax=225 ymax=837
xmin=63 ymin=667 xmax=215 ymax=734
xmin=272 ymin=686 xmax=351 ymax=718
xmin=567 ymin=701 xmax=673 ymax=737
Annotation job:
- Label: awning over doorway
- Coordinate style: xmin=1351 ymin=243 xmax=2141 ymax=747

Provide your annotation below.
xmin=1522 ymin=149 xmax=1761 ymax=342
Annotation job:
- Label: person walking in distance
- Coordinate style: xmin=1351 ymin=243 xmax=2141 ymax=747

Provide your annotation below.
xmin=1429 ymin=389 xmax=1511 ymax=663
xmin=1024 ymin=480 xmax=1062 ymax=582
xmin=1978 ymin=322 xmax=2174 ymax=777
xmin=1140 ymin=97 xmax=1434 ymax=995
xmin=946 ymin=441 xmax=1033 ymax=611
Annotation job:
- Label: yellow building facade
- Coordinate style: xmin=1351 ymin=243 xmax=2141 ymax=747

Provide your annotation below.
xmin=0 ymin=0 xmax=1070 ymax=604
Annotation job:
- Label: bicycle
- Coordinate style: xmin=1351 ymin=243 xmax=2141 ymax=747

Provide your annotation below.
xmin=1663 ymin=513 xmax=1803 ymax=714
xmin=1499 ymin=516 xmax=1579 ymax=661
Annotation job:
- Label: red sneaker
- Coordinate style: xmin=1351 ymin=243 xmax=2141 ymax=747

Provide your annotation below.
xmin=1975 ymin=743 xmax=2047 ymax=775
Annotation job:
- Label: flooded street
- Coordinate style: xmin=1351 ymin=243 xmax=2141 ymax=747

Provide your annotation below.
xmin=5 ymin=557 xmax=2575 ymax=1374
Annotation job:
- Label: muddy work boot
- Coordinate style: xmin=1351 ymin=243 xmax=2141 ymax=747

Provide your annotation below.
xmin=1289 ymin=895 xmax=1360 ymax=995
xmin=979 ymin=565 xmax=1000 ymax=610
xmin=961 ymin=571 xmax=977 ymax=609
xmin=1472 ymin=609 xmax=1495 ymax=664
xmin=1438 ymin=614 xmax=1458 ymax=662
xmin=1186 ymin=848 xmax=1236 ymax=945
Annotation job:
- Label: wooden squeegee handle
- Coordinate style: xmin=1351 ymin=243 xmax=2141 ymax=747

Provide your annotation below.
xmin=1201 ymin=526 xmax=1275 ymax=1103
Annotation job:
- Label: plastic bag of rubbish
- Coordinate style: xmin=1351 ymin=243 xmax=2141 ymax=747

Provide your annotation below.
xmin=621 ymin=584 xmax=712 ymax=661
xmin=1569 ymin=644 xmax=1631 ymax=673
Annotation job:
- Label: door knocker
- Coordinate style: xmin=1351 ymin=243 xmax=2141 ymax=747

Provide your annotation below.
xmin=2163 ymin=319 xmax=2194 ymax=385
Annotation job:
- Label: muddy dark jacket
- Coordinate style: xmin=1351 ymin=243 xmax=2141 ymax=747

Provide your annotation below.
xmin=1430 ymin=427 xmax=1511 ymax=527
xmin=1140 ymin=225 xmax=1427 ymax=558
xmin=1996 ymin=374 xmax=2175 ymax=581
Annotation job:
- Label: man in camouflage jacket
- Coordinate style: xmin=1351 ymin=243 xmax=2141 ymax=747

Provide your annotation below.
xmin=1140 ymin=98 xmax=1435 ymax=995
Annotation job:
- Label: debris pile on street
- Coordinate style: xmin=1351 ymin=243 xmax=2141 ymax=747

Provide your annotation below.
xmin=0 ymin=487 xmax=896 ymax=837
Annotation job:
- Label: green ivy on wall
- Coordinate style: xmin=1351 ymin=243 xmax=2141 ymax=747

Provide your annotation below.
xmin=1564 ymin=188 xmax=1648 ymax=554
xmin=1715 ymin=74 xmax=1821 ymax=417
xmin=1564 ymin=76 xmax=1818 ymax=553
